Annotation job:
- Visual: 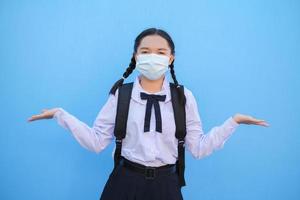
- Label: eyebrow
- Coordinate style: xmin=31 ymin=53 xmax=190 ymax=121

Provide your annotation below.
xmin=140 ymin=47 xmax=168 ymax=51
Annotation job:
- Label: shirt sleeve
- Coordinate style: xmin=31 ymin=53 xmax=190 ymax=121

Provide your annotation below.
xmin=53 ymin=92 xmax=118 ymax=154
xmin=184 ymin=88 xmax=240 ymax=159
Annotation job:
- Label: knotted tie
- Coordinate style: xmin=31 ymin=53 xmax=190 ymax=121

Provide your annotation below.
xmin=140 ymin=92 xmax=166 ymax=133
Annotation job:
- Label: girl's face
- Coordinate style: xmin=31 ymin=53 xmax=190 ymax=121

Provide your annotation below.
xmin=134 ymin=35 xmax=175 ymax=65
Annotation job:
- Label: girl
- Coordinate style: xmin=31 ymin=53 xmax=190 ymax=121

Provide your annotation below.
xmin=28 ymin=28 xmax=269 ymax=200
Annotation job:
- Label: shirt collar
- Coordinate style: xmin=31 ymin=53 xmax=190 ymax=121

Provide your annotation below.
xmin=131 ymin=74 xmax=171 ymax=105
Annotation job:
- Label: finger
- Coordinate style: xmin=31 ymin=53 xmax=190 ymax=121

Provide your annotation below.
xmin=27 ymin=117 xmax=34 ymax=122
xmin=250 ymin=119 xmax=266 ymax=125
xmin=27 ymin=114 xmax=43 ymax=122
xmin=27 ymin=117 xmax=37 ymax=122
xmin=262 ymin=122 xmax=270 ymax=127
xmin=251 ymin=118 xmax=265 ymax=122
xmin=255 ymin=121 xmax=270 ymax=127
xmin=27 ymin=116 xmax=38 ymax=122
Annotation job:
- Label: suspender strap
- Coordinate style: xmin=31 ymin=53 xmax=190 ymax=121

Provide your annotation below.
xmin=170 ymin=83 xmax=187 ymax=187
xmin=113 ymin=83 xmax=134 ymax=168
xmin=177 ymin=139 xmax=186 ymax=187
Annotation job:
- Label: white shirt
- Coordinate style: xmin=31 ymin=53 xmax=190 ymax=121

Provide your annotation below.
xmin=53 ymin=74 xmax=239 ymax=167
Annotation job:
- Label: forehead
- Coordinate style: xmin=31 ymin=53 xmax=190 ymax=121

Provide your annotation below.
xmin=138 ymin=35 xmax=170 ymax=50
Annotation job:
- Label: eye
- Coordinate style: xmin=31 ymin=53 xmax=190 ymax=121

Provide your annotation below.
xmin=141 ymin=51 xmax=149 ymax=54
xmin=158 ymin=52 xmax=166 ymax=55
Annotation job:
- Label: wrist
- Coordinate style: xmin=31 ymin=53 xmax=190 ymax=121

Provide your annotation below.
xmin=53 ymin=108 xmax=63 ymax=119
xmin=233 ymin=114 xmax=241 ymax=124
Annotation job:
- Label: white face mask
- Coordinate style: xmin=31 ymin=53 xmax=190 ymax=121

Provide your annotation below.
xmin=135 ymin=53 xmax=170 ymax=80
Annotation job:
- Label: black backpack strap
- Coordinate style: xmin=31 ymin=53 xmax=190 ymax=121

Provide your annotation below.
xmin=113 ymin=82 xmax=134 ymax=168
xmin=170 ymin=82 xmax=187 ymax=188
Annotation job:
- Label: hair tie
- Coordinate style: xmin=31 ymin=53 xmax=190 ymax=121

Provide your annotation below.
xmin=176 ymin=85 xmax=180 ymax=88
xmin=121 ymin=76 xmax=126 ymax=80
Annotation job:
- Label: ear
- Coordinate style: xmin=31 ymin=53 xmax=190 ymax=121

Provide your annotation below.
xmin=133 ymin=53 xmax=137 ymax=62
xmin=169 ymin=55 xmax=175 ymax=65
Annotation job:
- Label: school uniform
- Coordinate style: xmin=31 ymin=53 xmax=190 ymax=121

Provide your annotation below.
xmin=53 ymin=74 xmax=240 ymax=200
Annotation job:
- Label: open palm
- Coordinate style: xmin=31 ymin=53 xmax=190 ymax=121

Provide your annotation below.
xmin=27 ymin=108 xmax=59 ymax=122
xmin=233 ymin=113 xmax=269 ymax=127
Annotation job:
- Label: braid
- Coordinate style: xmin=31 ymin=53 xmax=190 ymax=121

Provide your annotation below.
xmin=169 ymin=61 xmax=179 ymax=86
xmin=169 ymin=60 xmax=186 ymax=106
xmin=109 ymin=55 xmax=136 ymax=95
xmin=122 ymin=55 xmax=136 ymax=79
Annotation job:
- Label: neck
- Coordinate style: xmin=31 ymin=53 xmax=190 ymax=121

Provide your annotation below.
xmin=139 ymin=75 xmax=165 ymax=93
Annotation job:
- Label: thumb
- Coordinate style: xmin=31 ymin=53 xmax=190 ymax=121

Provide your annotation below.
xmin=41 ymin=109 xmax=48 ymax=113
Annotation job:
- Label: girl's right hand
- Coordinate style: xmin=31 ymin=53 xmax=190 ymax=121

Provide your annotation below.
xmin=27 ymin=108 xmax=60 ymax=122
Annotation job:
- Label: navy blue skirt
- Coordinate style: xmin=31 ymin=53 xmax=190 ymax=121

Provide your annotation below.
xmin=99 ymin=158 xmax=184 ymax=200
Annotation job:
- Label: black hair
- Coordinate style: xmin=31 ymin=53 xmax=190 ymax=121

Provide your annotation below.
xmin=109 ymin=27 xmax=186 ymax=105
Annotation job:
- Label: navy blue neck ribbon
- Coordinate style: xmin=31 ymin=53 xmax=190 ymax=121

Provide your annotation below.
xmin=140 ymin=92 xmax=166 ymax=133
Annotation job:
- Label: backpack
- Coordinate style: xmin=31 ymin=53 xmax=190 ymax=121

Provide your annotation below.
xmin=113 ymin=82 xmax=187 ymax=188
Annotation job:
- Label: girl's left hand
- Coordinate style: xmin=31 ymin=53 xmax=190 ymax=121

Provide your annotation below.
xmin=233 ymin=113 xmax=270 ymax=127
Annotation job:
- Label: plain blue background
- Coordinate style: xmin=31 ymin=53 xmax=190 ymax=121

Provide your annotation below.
xmin=1 ymin=0 xmax=299 ymax=199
